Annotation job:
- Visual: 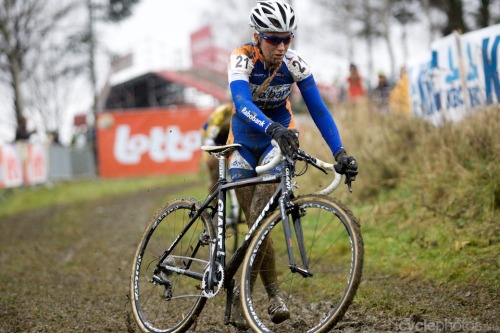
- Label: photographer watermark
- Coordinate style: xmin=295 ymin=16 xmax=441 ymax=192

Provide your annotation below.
xmin=399 ymin=318 xmax=499 ymax=332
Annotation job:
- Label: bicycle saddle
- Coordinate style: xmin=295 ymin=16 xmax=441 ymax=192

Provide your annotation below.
xmin=201 ymin=143 xmax=242 ymax=157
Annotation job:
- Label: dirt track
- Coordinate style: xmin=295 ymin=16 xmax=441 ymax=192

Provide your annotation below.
xmin=0 ymin=186 xmax=498 ymax=333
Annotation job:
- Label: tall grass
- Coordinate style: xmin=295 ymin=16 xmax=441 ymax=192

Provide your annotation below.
xmin=299 ymin=104 xmax=499 ymax=290
xmin=295 ymin=104 xmax=499 ymax=317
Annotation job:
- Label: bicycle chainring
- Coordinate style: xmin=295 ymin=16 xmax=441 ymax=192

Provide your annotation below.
xmin=201 ymin=262 xmax=224 ymax=298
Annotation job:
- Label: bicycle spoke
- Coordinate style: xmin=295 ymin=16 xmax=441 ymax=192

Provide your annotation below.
xmin=240 ymin=195 xmax=363 ymax=333
xmin=130 ymin=198 xmax=214 ymax=333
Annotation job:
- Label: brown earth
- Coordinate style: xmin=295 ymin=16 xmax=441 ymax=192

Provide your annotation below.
xmin=0 ymin=186 xmax=498 ymax=333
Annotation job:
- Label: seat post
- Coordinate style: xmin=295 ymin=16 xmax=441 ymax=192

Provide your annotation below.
xmin=218 ymin=155 xmax=227 ymax=182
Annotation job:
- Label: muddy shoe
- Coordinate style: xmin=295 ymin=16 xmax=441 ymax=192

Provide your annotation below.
xmin=231 ymin=288 xmax=249 ymax=331
xmin=268 ymin=295 xmax=290 ymax=324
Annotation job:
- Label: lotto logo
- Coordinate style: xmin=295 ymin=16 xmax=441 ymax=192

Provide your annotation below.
xmin=114 ymin=125 xmax=201 ymax=164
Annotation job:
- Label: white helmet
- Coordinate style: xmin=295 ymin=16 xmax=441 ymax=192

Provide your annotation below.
xmin=249 ymin=0 xmax=297 ymax=33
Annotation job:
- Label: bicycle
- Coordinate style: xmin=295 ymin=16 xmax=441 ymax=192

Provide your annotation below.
xmin=130 ymin=142 xmax=364 ymax=333
xmin=225 ymin=187 xmax=245 ymax=254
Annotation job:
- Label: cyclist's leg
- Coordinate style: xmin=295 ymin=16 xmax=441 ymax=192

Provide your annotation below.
xmin=228 ymin=147 xmax=256 ymax=328
xmin=245 ymin=146 xmax=289 ymax=321
xmin=253 ymin=146 xmax=284 ymax=299
xmin=246 ymin=183 xmax=278 ymax=291
xmin=230 ymin=145 xmax=282 ymax=296
xmin=229 ymin=148 xmax=257 ymax=224
xmin=246 ymin=183 xmax=290 ymax=325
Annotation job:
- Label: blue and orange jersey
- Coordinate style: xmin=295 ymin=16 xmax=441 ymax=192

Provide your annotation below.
xmin=227 ymin=42 xmax=344 ymax=157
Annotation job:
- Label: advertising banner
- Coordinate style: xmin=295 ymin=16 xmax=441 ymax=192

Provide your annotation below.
xmin=24 ymin=143 xmax=48 ymax=185
xmin=407 ymin=24 xmax=500 ymax=125
xmin=460 ymin=25 xmax=500 ymax=107
xmin=0 ymin=144 xmax=23 ymax=188
xmin=97 ymin=108 xmax=211 ymax=178
xmin=0 ymin=142 xmax=47 ymax=188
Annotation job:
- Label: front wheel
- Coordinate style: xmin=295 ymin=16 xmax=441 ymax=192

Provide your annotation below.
xmin=130 ymin=197 xmax=214 ymax=333
xmin=240 ymin=195 xmax=363 ymax=333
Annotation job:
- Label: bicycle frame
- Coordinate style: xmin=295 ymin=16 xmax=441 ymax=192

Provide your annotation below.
xmin=157 ymin=151 xmax=313 ymax=294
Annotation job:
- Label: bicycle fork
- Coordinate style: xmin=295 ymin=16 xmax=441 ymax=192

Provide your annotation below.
xmin=279 ymin=165 xmax=313 ymax=278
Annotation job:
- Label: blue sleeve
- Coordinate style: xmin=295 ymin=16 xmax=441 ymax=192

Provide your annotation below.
xmin=229 ymin=80 xmax=272 ymax=132
xmin=297 ymin=75 xmax=344 ymax=156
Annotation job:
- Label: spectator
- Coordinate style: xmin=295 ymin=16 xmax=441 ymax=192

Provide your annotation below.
xmin=389 ymin=66 xmax=411 ymax=116
xmin=347 ymin=63 xmax=366 ymax=103
xmin=15 ymin=117 xmax=35 ymax=141
xmin=372 ymin=72 xmax=391 ymax=114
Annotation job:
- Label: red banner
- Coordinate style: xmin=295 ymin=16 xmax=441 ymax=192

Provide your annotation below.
xmin=24 ymin=143 xmax=48 ymax=185
xmin=0 ymin=143 xmax=48 ymax=188
xmin=97 ymin=108 xmax=212 ymax=178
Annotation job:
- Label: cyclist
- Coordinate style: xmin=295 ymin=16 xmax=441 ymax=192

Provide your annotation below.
xmin=201 ymin=101 xmax=233 ymax=191
xmin=227 ymin=0 xmax=359 ymax=329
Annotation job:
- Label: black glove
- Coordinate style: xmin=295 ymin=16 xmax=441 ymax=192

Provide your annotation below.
xmin=265 ymin=122 xmax=299 ymax=157
xmin=334 ymin=149 xmax=358 ymax=181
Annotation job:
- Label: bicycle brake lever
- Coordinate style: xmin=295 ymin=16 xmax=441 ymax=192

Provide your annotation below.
xmin=345 ymin=176 xmax=353 ymax=193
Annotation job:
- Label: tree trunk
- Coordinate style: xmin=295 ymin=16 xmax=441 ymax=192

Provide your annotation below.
xmin=9 ymin=53 xmax=24 ymax=123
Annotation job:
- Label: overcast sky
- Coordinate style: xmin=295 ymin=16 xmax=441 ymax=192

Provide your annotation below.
xmin=1 ymin=0 xmax=433 ymax=144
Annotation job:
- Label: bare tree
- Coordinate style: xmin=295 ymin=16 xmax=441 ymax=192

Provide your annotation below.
xmin=425 ymin=0 xmax=468 ymax=35
xmin=0 ymin=0 xmax=79 ymax=138
xmin=317 ymin=0 xmax=360 ymax=62
xmin=392 ymin=0 xmax=420 ymax=63
xmin=86 ymin=0 xmax=141 ymax=116
xmin=466 ymin=0 xmax=500 ymax=29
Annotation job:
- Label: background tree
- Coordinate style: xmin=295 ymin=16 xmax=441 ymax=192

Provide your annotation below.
xmin=468 ymin=0 xmax=500 ymax=29
xmin=0 ymin=0 xmax=140 ymax=143
xmin=108 ymin=0 xmax=140 ymax=22
xmin=392 ymin=0 xmax=420 ymax=63
xmin=0 ymin=0 xmax=79 ymax=137
xmin=426 ymin=0 xmax=468 ymax=35
xmin=86 ymin=0 xmax=141 ymax=117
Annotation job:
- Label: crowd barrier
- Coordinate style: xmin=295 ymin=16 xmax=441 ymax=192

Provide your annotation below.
xmin=0 ymin=142 xmax=98 ymax=189
xmin=0 ymin=142 xmax=48 ymax=188
xmin=407 ymin=24 xmax=500 ymax=125
xmin=1 ymin=108 xmax=214 ymax=186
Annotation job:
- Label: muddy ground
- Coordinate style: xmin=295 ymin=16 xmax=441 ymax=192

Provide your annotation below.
xmin=0 ymin=186 xmax=498 ymax=333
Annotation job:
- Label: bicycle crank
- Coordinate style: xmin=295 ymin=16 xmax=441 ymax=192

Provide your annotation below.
xmin=201 ymin=262 xmax=224 ymax=298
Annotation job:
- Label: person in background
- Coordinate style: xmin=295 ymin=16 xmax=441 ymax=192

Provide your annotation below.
xmin=226 ymin=0 xmax=358 ymax=329
xmin=347 ymin=63 xmax=366 ymax=103
xmin=200 ymin=101 xmax=233 ymax=191
xmin=371 ymin=71 xmax=391 ymax=114
xmin=15 ymin=117 xmax=35 ymax=141
xmin=389 ymin=66 xmax=411 ymax=116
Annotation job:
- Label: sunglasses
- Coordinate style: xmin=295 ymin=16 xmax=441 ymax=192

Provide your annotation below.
xmin=258 ymin=32 xmax=294 ymax=46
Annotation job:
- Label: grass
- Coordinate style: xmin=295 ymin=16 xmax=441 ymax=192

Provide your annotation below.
xmin=1 ymin=104 xmax=498 ymax=321
xmin=0 ymin=173 xmax=202 ymax=218
xmin=297 ymin=103 xmax=499 ymax=318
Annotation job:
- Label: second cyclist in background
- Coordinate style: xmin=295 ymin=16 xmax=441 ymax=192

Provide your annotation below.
xmin=201 ymin=101 xmax=233 ymax=191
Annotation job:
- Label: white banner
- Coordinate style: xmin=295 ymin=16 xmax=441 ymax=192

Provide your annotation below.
xmin=407 ymin=24 xmax=500 ymax=125
xmin=0 ymin=142 xmax=48 ymax=188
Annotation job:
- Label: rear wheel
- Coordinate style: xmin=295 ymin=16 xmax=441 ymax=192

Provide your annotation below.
xmin=240 ymin=195 xmax=363 ymax=333
xmin=130 ymin=198 xmax=214 ymax=333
